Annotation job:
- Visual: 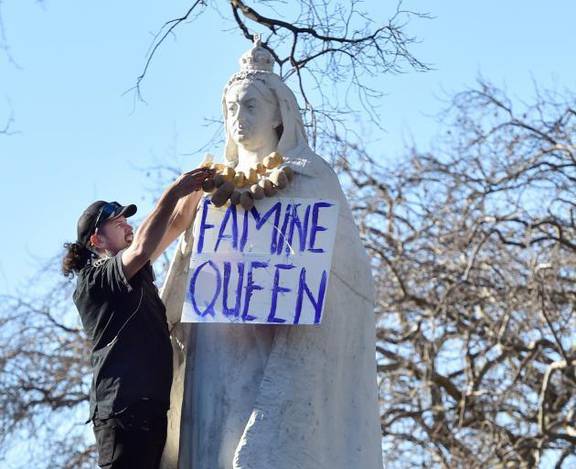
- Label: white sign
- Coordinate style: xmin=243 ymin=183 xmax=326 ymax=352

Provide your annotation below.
xmin=181 ymin=197 xmax=339 ymax=325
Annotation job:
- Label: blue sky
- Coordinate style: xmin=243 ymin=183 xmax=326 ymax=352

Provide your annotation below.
xmin=1 ymin=1 xmax=574 ymax=294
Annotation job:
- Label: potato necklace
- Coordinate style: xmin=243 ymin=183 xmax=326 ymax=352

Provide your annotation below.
xmin=200 ymin=152 xmax=294 ymax=211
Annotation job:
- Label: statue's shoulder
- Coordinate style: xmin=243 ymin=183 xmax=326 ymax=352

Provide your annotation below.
xmin=284 ymin=147 xmax=337 ymax=181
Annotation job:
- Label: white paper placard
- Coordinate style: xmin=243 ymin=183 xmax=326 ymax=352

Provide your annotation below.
xmin=181 ymin=196 xmax=339 ymax=325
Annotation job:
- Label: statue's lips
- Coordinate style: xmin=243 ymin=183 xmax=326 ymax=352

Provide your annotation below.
xmin=232 ymin=126 xmax=251 ymax=141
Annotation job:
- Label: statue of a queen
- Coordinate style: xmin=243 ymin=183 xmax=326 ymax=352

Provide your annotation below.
xmin=160 ymin=38 xmax=383 ymax=469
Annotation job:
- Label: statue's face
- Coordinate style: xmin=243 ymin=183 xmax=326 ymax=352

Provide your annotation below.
xmin=225 ymin=81 xmax=280 ymax=152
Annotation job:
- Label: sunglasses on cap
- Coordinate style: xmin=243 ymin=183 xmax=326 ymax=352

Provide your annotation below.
xmin=93 ymin=201 xmax=123 ymax=231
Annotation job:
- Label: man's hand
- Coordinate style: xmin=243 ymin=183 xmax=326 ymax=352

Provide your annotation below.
xmin=121 ymin=167 xmax=214 ymax=280
xmin=168 ymin=168 xmax=215 ymax=200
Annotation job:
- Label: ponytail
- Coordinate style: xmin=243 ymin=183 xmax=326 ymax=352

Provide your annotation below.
xmin=62 ymin=242 xmax=93 ymax=277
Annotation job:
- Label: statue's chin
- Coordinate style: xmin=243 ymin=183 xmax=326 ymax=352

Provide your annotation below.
xmin=234 ymin=138 xmax=268 ymax=154
xmin=234 ymin=133 xmax=250 ymax=144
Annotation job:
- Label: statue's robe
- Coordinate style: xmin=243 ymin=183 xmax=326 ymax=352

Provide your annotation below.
xmin=160 ymin=148 xmax=382 ymax=469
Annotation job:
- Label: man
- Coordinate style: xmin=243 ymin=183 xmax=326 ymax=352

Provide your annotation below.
xmin=62 ymin=167 xmax=213 ymax=468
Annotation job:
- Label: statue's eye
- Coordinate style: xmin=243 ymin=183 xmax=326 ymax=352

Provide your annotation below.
xmin=228 ymin=103 xmax=238 ymax=113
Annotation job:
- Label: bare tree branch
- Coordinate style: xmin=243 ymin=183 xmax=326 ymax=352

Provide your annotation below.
xmin=346 ymin=79 xmax=576 ymax=467
xmin=126 ymin=0 xmax=207 ymax=103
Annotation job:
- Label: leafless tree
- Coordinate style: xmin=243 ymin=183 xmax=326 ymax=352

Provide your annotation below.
xmin=0 ymin=261 xmax=96 ymax=468
xmin=340 ymin=80 xmax=576 ymax=468
xmin=132 ymin=0 xmax=429 ymax=147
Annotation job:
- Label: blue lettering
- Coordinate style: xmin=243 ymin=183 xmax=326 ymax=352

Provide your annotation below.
xmin=240 ymin=202 xmax=282 ymax=253
xmin=189 ymin=260 xmax=221 ymax=317
xmin=285 ymin=204 xmax=311 ymax=255
xmin=242 ymin=261 xmax=268 ymax=321
xmin=309 ymin=201 xmax=333 ymax=253
xmin=275 ymin=204 xmax=292 ymax=254
xmin=294 ymin=268 xmax=327 ymax=324
xmin=197 ymin=198 xmax=215 ymax=254
xmin=222 ymin=261 xmax=244 ymax=317
xmin=267 ymin=263 xmax=295 ymax=323
xmin=214 ymin=204 xmax=239 ymax=252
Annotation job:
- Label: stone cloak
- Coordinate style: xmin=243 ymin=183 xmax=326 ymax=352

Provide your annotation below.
xmin=160 ymin=148 xmax=382 ymax=469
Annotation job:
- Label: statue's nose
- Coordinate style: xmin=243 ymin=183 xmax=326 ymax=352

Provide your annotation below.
xmin=237 ymin=105 xmax=252 ymax=122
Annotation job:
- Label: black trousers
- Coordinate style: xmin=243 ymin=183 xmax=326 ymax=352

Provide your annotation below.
xmin=93 ymin=402 xmax=167 ymax=468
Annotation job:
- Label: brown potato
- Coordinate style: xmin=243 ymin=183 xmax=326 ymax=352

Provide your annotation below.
xmin=211 ymin=181 xmax=234 ymax=207
xmin=281 ymin=165 xmax=294 ymax=182
xmin=221 ymin=166 xmax=236 ymax=182
xmin=257 ymin=178 xmax=270 ymax=190
xmin=250 ymin=184 xmax=265 ymax=200
xmin=262 ymin=156 xmax=275 ymax=170
xmin=213 ymin=174 xmax=226 ymax=187
xmin=240 ymin=191 xmax=255 ymax=211
xmin=201 ymin=177 xmax=216 ymax=193
xmin=263 ymin=151 xmax=283 ymax=169
xmin=275 ymin=152 xmax=284 ymax=162
xmin=234 ymin=171 xmax=248 ymax=188
xmin=258 ymin=178 xmax=277 ymax=197
xmin=255 ymin=162 xmax=266 ymax=175
xmin=246 ymin=168 xmax=258 ymax=185
xmin=229 ymin=190 xmax=242 ymax=205
xmin=210 ymin=163 xmax=226 ymax=172
xmin=269 ymin=169 xmax=288 ymax=189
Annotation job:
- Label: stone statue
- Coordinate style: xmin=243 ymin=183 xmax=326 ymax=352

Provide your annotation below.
xmin=160 ymin=38 xmax=382 ymax=469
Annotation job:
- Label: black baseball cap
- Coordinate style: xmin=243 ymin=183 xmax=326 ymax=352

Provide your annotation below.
xmin=76 ymin=200 xmax=137 ymax=247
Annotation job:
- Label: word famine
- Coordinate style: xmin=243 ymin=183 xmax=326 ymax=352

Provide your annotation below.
xmin=195 ymin=198 xmax=334 ymax=256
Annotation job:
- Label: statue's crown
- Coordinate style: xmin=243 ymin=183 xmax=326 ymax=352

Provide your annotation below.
xmin=239 ymin=34 xmax=274 ymax=73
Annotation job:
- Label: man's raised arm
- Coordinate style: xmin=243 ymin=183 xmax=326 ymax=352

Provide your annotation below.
xmin=121 ymin=168 xmax=213 ymax=280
